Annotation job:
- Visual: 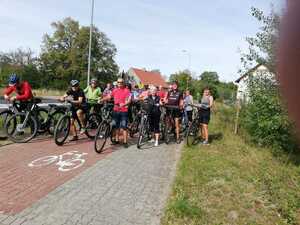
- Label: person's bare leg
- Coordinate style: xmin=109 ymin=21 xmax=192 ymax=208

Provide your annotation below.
xmin=175 ymin=118 xmax=180 ymax=140
xmin=77 ymin=110 xmax=85 ymax=127
xmin=201 ymin=123 xmax=205 ymax=140
xmin=203 ymin=124 xmax=209 ymax=142
xmin=70 ymin=119 xmax=77 ymax=139
xmin=122 ymin=129 xmax=128 ymax=144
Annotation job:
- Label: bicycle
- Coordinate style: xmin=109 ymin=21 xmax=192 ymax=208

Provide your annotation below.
xmin=94 ymin=102 xmax=115 ymax=153
xmin=5 ymin=98 xmax=44 ymax=143
xmin=186 ymin=104 xmax=204 ymax=147
xmin=54 ymin=101 xmax=101 ymax=146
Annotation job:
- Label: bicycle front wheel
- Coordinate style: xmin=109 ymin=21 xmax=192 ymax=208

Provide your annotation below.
xmin=186 ymin=120 xmax=199 ymax=147
xmin=164 ymin=118 xmax=173 ymax=145
xmin=137 ymin=116 xmax=149 ymax=149
xmin=48 ymin=110 xmax=65 ymax=135
xmin=6 ymin=113 xmax=38 ymax=143
xmin=94 ymin=122 xmax=110 ymax=153
xmin=54 ymin=115 xmax=70 ymax=146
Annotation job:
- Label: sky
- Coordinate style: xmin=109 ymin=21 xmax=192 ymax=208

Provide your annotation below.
xmin=0 ymin=0 xmax=284 ymax=82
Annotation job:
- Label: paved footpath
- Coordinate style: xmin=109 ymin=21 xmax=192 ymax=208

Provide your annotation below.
xmin=0 ymin=137 xmax=182 ymax=225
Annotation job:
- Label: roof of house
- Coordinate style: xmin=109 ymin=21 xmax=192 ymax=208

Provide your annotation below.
xmin=131 ymin=68 xmax=167 ymax=87
xmin=235 ymin=63 xmax=270 ymax=83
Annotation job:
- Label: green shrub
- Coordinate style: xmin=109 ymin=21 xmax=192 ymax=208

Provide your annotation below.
xmin=240 ymin=75 xmax=298 ymax=151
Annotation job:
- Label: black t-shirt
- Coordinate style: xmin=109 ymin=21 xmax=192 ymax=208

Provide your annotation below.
xmin=66 ymin=88 xmax=86 ymax=103
xmin=166 ymin=90 xmax=183 ymax=106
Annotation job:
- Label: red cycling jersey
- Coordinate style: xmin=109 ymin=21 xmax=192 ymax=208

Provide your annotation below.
xmin=111 ymin=87 xmax=131 ymax=112
xmin=4 ymin=81 xmax=33 ymax=101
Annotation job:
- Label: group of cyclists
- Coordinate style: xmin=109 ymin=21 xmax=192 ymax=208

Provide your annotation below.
xmin=3 ymin=73 xmax=214 ymax=148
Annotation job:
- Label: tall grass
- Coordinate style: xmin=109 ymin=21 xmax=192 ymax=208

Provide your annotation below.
xmin=162 ymin=103 xmax=300 ymax=225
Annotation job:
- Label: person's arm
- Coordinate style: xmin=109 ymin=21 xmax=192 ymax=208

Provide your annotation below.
xmin=190 ymin=96 xmax=194 ymax=105
xmin=15 ymin=82 xmax=32 ymax=101
xmin=209 ymin=96 xmax=214 ymax=108
xmin=83 ymin=86 xmax=89 ymax=94
xmin=60 ymin=93 xmax=68 ymax=102
xmin=4 ymin=86 xmax=15 ymax=100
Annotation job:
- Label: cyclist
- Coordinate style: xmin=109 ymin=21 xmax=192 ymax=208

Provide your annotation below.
xmin=199 ymin=87 xmax=214 ymax=145
xmin=164 ymin=80 xmax=184 ymax=144
xmin=84 ymin=78 xmax=101 ymax=113
xmin=147 ymin=85 xmax=162 ymax=147
xmin=184 ymin=90 xmax=194 ymax=125
xmin=4 ymin=73 xmax=33 ymax=104
xmin=60 ymin=80 xmax=87 ymax=141
xmin=157 ymin=85 xmax=167 ymax=100
xmin=102 ymin=78 xmax=131 ymax=148
xmin=102 ymin=83 xmax=113 ymax=98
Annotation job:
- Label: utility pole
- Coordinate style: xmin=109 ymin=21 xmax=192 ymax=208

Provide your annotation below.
xmin=87 ymin=0 xmax=95 ymax=86
xmin=182 ymin=50 xmax=191 ymax=89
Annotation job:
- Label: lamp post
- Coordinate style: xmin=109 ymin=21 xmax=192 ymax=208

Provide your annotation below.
xmin=87 ymin=0 xmax=95 ymax=86
xmin=182 ymin=50 xmax=191 ymax=89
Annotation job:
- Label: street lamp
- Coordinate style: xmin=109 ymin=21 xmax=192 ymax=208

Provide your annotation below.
xmin=182 ymin=50 xmax=191 ymax=89
xmin=87 ymin=0 xmax=95 ymax=86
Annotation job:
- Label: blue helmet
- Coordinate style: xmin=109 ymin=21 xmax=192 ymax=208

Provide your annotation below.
xmin=70 ymin=79 xmax=80 ymax=87
xmin=8 ymin=73 xmax=19 ymax=86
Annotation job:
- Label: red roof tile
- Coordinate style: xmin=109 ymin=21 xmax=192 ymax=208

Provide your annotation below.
xmin=132 ymin=68 xmax=167 ymax=87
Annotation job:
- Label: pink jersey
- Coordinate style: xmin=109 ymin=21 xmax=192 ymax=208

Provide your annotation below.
xmin=111 ymin=87 xmax=131 ymax=112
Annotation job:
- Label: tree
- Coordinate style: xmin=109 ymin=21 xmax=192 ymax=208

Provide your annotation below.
xmin=40 ymin=17 xmax=119 ymax=89
xmin=239 ymin=7 xmax=298 ymax=153
xmin=169 ymin=70 xmax=193 ymax=92
xmin=240 ymin=7 xmax=280 ymax=73
xmin=199 ymin=71 xmax=219 ymax=85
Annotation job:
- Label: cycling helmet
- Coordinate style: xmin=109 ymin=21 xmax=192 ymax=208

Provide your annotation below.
xmin=91 ymin=78 xmax=98 ymax=83
xmin=8 ymin=73 xmax=19 ymax=86
xmin=70 ymin=80 xmax=80 ymax=87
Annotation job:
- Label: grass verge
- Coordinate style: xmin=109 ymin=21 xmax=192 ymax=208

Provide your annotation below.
xmin=161 ymin=105 xmax=300 ymax=225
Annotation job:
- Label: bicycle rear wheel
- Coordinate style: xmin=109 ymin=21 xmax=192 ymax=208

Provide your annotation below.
xmin=85 ymin=113 xmax=101 ymax=139
xmin=48 ymin=110 xmax=65 ymax=135
xmin=0 ymin=110 xmax=14 ymax=139
xmin=54 ymin=115 xmax=70 ymax=146
xmin=186 ymin=120 xmax=199 ymax=147
xmin=36 ymin=108 xmax=49 ymax=134
xmin=6 ymin=113 xmax=38 ymax=143
xmin=94 ymin=122 xmax=110 ymax=153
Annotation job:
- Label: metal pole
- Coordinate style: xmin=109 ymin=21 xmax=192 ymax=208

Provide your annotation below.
xmin=87 ymin=0 xmax=95 ymax=86
xmin=182 ymin=50 xmax=191 ymax=89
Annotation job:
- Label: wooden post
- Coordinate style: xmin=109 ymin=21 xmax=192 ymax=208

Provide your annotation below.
xmin=234 ymin=98 xmax=241 ymax=134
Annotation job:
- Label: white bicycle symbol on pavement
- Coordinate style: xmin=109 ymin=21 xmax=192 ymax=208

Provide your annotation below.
xmin=28 ymin=151 xmax=88 ymax=172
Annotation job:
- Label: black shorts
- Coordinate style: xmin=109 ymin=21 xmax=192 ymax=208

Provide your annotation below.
xmin=166 ymin=108 xmax=182 ymax=119
xmin=71 ymin=104 xmax=88 ymax=119
xmin=149 ymin=112 xmax=161 ymax=133
xmin=199 ymin=109 xmax=210 ymax=125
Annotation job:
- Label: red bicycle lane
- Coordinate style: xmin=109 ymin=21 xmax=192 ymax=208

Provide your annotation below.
xmin=0 ymin=137 xmax=115 ymax=215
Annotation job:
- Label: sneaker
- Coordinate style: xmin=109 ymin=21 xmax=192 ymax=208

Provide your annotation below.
xmin=111 ymin=140 xmax=119 ymax=145
xmin=80 ymin=128 xmax=86 ymax=134
xmin=123 ymin=143 xmax=129 ymax=148
xmin=154 ymin=141 xmax=159 ymax=147
xmin=148 ymin=138 xmax=155 ymax=143
xmin=69 ymin=136 xmax=78 ymax=142
xmin=202 ymin=140 xmax=210 ymax=145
